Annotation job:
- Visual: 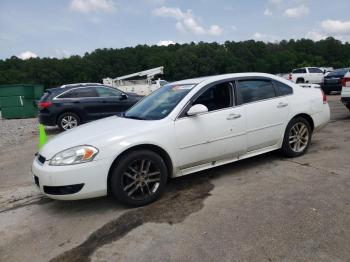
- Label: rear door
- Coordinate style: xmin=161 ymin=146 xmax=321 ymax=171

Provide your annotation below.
xmin=236 ymin=78 xmax=290 ymax=152
xmin=69 ymin=87 xmax=101 ymax=121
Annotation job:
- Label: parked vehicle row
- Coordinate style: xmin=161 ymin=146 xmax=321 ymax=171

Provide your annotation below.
xmin=288 ymin=66 xmax=350 ymax=95
xmin=289 ymin=67 xmax=324 ymax=85
xmin=38 ymin=84 xmax=142 ymax=130
xmin=32 ymin=73 xmax=330 ymax=206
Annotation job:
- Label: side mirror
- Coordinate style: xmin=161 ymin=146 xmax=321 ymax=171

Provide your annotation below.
xmin=120 ymin=94 xmax=128 ymax=100
xmin=187 ymin=104 xmax=208 ymax=116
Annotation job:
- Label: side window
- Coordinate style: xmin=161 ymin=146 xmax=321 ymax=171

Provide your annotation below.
xmin=73 ymin=88 xmax=97 ymax=98
xmin=58 ymin=90 xmax=75 ymax=98
xmin=293 ymin=69 xmax=306 ymax=74
xmin=96 ymin=86 xmax=122 ymax=97
xmin=193 ymin=82 xmax=233 ymax=112
xmin=308 ymin=68 xmax=323 ymax=73
xmin=237 ymin=79 xmax=276 ymax=104
xmin=274 ymin=81 xmax=293 ymax=96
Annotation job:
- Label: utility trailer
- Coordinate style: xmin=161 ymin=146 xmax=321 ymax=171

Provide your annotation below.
xmin=103 ymin=67 xmax=168 ymax=96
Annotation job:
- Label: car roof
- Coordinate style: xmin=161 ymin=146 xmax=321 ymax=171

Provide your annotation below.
xmin=46 ymin=83 xmax=109 ymax=93
xmin=169 ymin=72 xmax=284 ymax=86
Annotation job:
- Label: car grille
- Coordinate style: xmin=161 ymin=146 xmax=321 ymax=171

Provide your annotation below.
xmin=38 ymin=154 xmax=46 ymax=164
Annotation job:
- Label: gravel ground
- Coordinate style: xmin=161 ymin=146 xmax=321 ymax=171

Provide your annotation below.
xmin=0 ymin=118 xmax=38 ymax=150
xmin=0 ymin=118 xmax=60 ymax=151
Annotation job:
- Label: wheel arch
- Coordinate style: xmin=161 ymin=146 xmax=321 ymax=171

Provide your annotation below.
xmin=290 ymin=113 xmax=314 ymax=132
xmin=106 ymin=144 xmax=174 ymax=195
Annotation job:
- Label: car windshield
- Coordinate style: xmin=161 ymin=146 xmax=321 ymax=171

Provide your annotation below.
xmin=124 ymin=84 xmax=194 ymax=120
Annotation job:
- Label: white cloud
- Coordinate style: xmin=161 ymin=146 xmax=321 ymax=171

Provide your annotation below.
xmin=157 ymin=40 xmax=176 ymax=46
xmin=70 ymin=0 xmax=115 ymax=13
xmin=253 ymin=32 xmax=265 ymax=39
xmin=284 ymin=5 xmax=309 ymax=18
xmin=253 ymin=32 xmax=280 ymax=42
xmin=18 ymin=51 xmax=37 ymax=60
xmin=268 ymin=0 xmax=283 ymax=5
xmin=264 ymin=8 xmax=272 ymax=16
xmin=153 ymin=6 xmax=223 ymax=36
xmin=306 ymin=31 xmax=327 ymax=41
xmin=321 ymin=19 xmax=350 ymax=35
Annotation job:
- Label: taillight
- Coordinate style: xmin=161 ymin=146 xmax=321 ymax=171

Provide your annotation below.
xmin=341 ymin=77 xmax=350 ymax=87
xmin=321 ymin=89 xmax=327 ymax=104
xmin=38 ymin=101 xmax=52 ymax=109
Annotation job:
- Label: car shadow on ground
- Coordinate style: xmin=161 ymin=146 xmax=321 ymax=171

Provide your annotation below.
xmin=44 ymin=150 xmax=282 ymax=214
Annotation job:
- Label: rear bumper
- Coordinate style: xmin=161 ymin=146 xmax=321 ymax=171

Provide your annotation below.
xmin=38 ymin=113 xmax=56 ymax=126
xmin=312 ymin=103 xmax=331 ymax=132
xmin=341 ymin=96 xmax=350 ymax=104
xmin=322 ymin=84 xmax=342 ymax=92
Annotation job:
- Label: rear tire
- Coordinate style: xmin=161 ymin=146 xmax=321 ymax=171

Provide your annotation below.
xmin=110 ymin=150 xmax=168 ymax=207
xmin=57 ymin=112 xmax=80 ymax=131
xmin=281 ymin=117 xmax=312 ymax=158
xmin=296 ymin=78 xmax=305 ymax=84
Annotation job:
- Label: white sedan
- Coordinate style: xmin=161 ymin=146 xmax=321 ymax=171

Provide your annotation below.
xmin=32 ymin=73 xmax=330 ymax=206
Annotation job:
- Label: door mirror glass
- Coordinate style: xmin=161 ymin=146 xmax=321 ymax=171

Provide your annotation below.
xmin=187 ymin=104 xmax=208 ymax=116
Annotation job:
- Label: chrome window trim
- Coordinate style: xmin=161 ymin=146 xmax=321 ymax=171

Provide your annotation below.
xmin=175 ymin=76 xmax=294 ymax=121
xmin=53 ymin=86 xmax=125 ymax=100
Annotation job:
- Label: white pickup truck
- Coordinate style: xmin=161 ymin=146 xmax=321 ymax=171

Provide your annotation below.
xmin=289 ymin=67 xmax=324 ymax=85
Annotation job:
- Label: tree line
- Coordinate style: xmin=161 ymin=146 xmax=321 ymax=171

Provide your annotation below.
xmin=0 ymin=37 xmax=350 ymax=89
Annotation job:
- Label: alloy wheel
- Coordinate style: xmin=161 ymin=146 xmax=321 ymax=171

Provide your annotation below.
xmin=122 ymin=159 xmax=161 ymax=200
xmin=61 ymin=115 xmax=78 ymax=130
xmin=289 ymin=122 xmax=309 ymax=153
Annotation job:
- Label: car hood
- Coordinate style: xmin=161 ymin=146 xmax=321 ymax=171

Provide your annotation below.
xmin=40 ymin=116 xmax=158 ymax=159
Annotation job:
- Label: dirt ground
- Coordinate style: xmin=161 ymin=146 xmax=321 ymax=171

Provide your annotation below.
xmin=0 ymin=95 xmax=349 ymax=262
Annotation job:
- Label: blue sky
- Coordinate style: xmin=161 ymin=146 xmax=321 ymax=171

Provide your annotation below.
xmin=1 ymin=0 xmax=350 ymax=59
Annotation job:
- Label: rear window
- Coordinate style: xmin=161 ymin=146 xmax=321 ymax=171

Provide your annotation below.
xmin=274 ymin=81 xmax=293 ymax=96
xmin=40 ymin=91 xmax=51 ymax=101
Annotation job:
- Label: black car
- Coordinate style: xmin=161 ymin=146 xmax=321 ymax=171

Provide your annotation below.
xmin=323 ymin=68 xmax=350 ymax=95
xmin=38 ymin=84 xmax=143 ymax=130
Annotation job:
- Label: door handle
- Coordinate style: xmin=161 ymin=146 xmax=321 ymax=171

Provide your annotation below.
xmin=277 ymin=102 xmax=288 ymax=108
xmin=227 ymin=113 xmax=241 ymax=120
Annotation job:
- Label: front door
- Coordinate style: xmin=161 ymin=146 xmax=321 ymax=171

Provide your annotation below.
xmin=174 ymin=81 xmax=246 ymax=170
xmin=95 ymin=86 xmax=132 ymax=116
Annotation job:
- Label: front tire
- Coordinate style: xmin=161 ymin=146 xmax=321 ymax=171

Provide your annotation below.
xmin=281 ymin=117 xmax=312 ymax=157
xmin=110 ymin=150 xmax=168 ymax=206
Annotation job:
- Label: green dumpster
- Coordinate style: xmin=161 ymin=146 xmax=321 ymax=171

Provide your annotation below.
xmin=0 ymin=84 xmax=43 ymax=119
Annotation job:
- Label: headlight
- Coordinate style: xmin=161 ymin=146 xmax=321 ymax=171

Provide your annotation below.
xmin=49 ymin=145 xmax=99 ymax=166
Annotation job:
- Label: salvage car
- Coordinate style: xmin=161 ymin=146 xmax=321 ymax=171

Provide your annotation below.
xmin=38 ymin=83 xmax=142 ymax=130
xmin=32 ymin=73 xmax=330 ymax=206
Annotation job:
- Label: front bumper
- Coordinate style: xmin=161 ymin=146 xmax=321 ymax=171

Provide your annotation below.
xmin=32 ymin=156 xmax=111 ymax=200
